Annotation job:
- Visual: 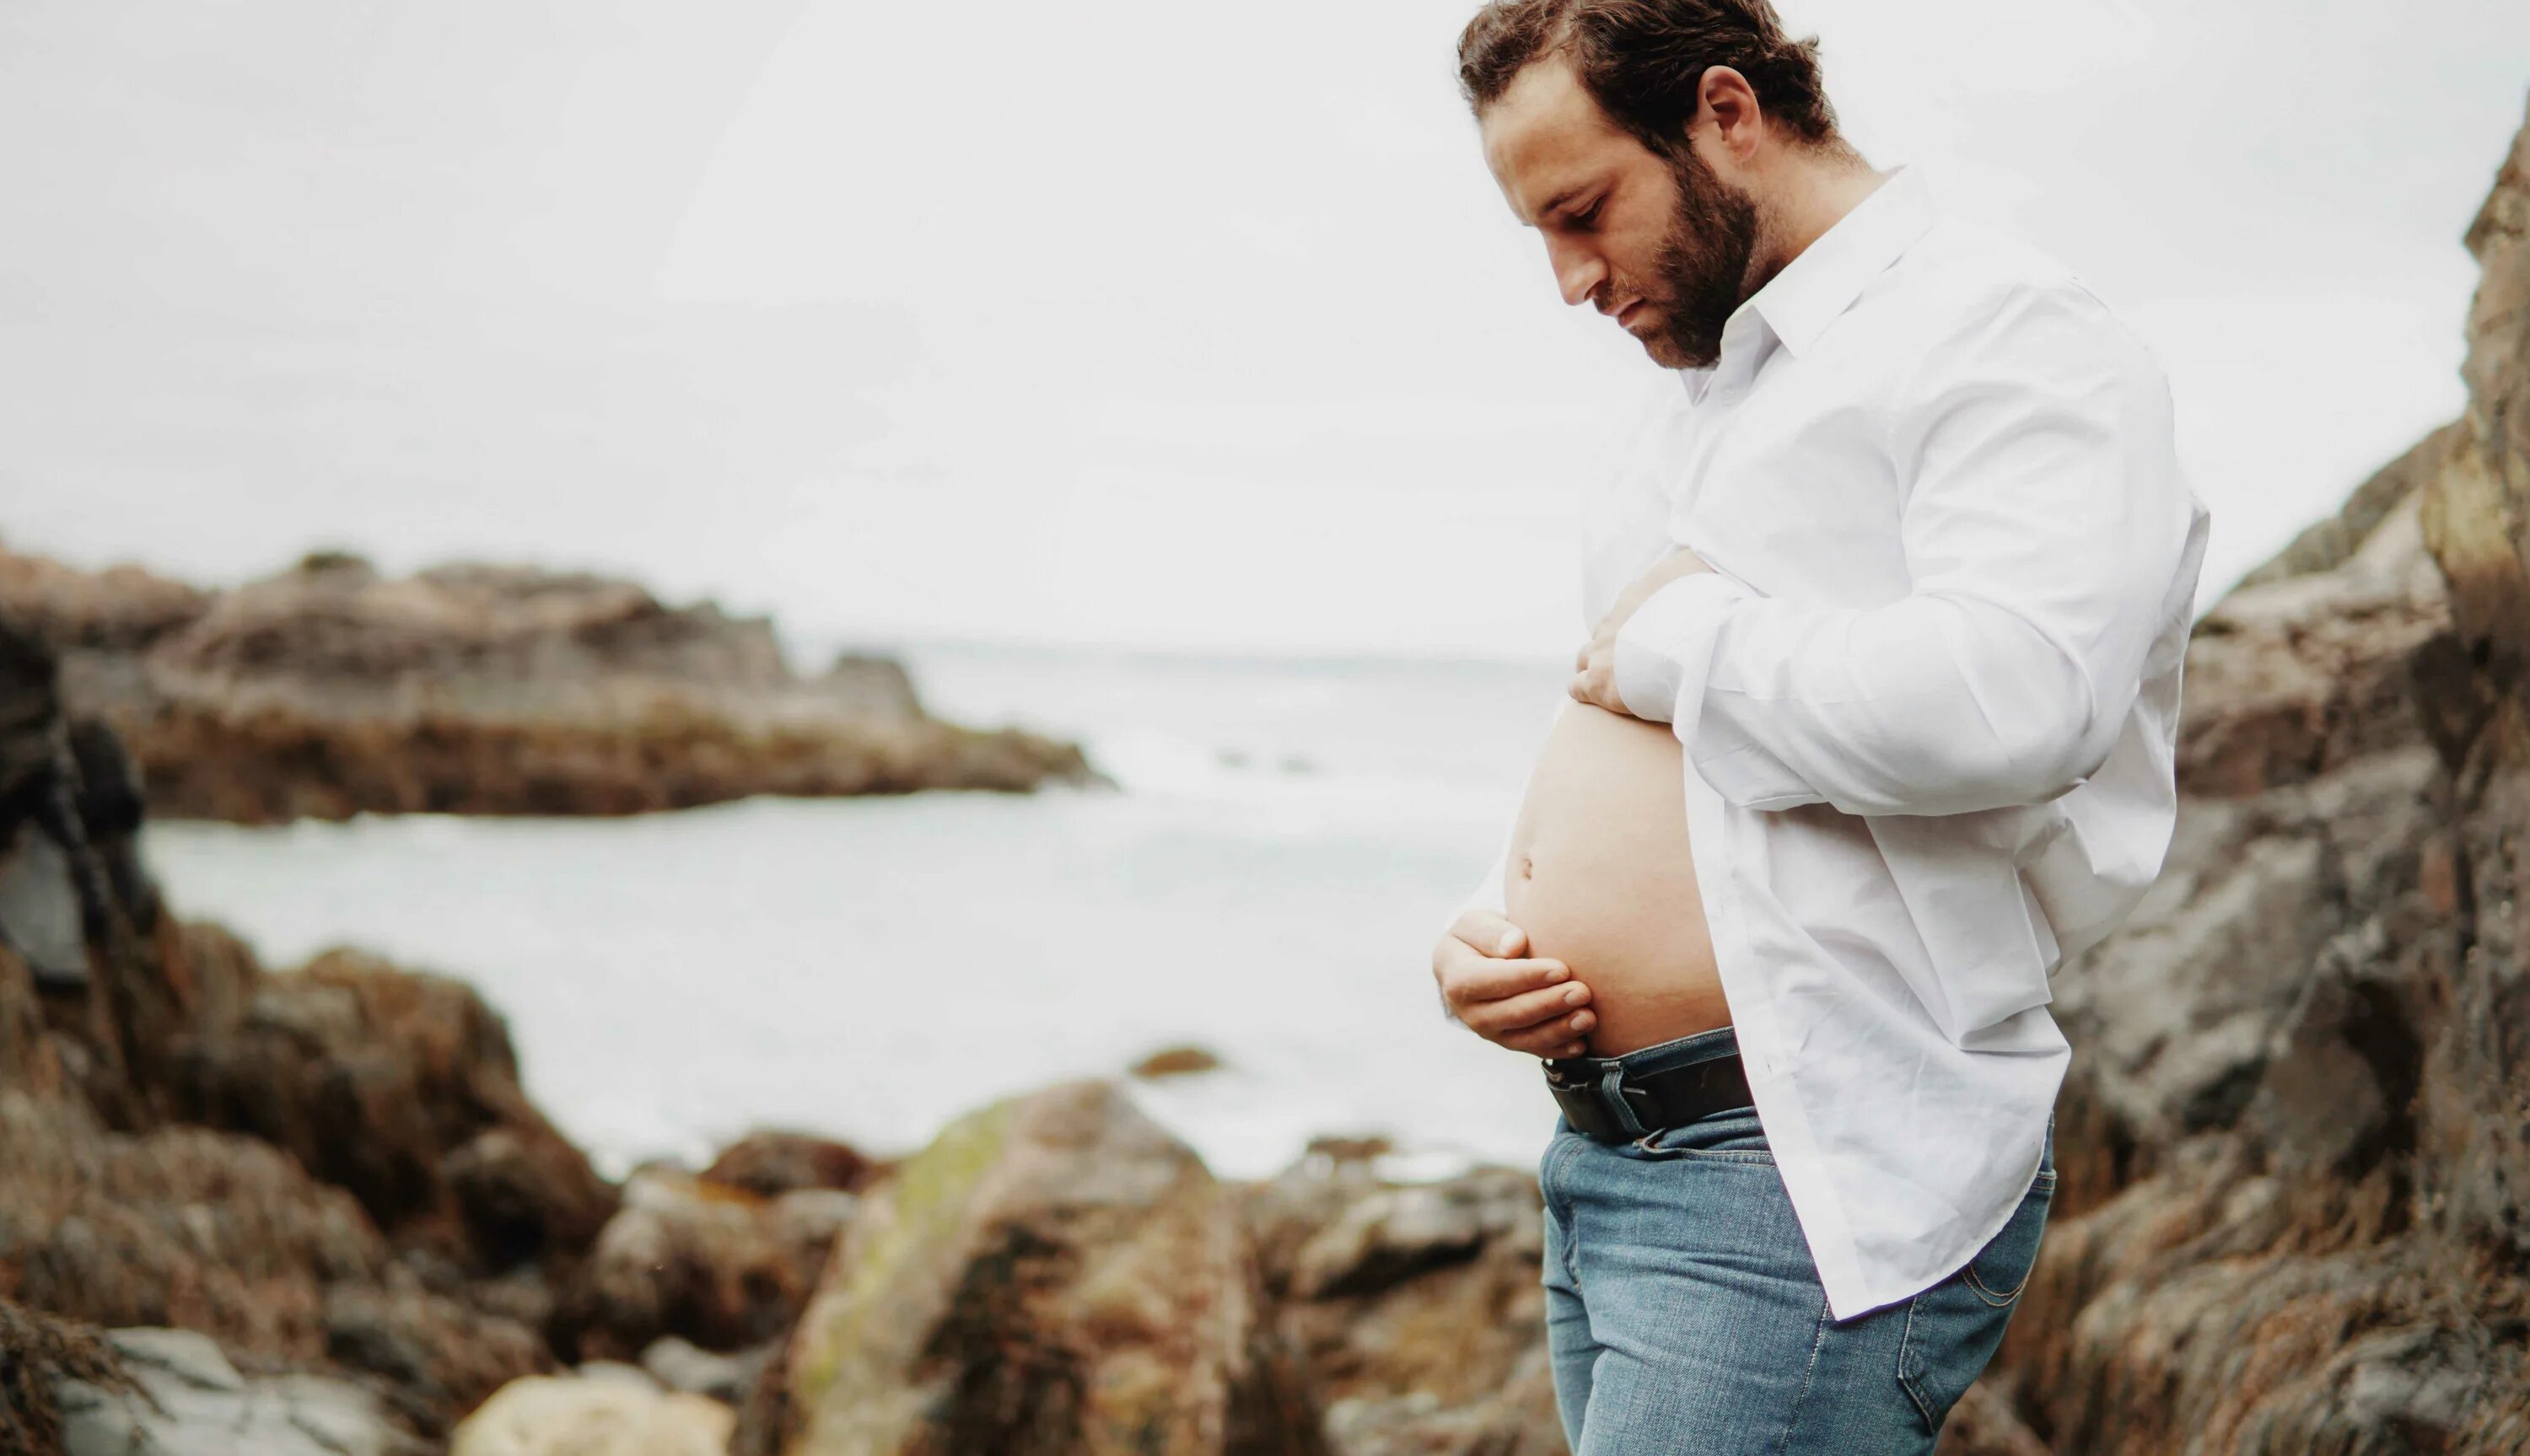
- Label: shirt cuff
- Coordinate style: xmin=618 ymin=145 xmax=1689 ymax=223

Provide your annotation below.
xmin=1612 ymin=569 xmax=1750 ymax=737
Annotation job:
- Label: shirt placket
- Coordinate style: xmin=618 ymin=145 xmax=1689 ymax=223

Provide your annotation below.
xmin=1670 ymin=310 xmax=1777 ymax=549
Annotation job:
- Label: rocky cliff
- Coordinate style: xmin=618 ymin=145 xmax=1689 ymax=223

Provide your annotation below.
xmin=1945 ymin=92 xmax=2530 ymax=1454
xmin=0 ymin=549 xmax=1095 ymax=822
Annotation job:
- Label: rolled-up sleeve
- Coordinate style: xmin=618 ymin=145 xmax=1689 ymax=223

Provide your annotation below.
xmin=1611 ymin=281 xmax=2194 ymax=818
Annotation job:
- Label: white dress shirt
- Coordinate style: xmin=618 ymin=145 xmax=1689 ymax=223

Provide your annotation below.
xmin=1461 ymin=164 xmax=2211 ymax=1321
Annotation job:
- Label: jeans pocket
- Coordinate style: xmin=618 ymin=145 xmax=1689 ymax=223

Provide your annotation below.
xmin=1634 ymin=1111 xmax=1775 ymax=1164
xmin=1965 ymin=1168 xmax=2054 ymax=1304
xmin=1895 ymin=1174 xmax=2054 ymax=1432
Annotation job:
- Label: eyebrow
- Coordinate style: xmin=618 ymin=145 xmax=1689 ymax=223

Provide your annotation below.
xmin=1532 ymin=183 xmax=1594 ymax=226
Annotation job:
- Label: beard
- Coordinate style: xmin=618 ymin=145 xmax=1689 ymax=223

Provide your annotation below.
xmin=1641 ymin=144 xmax=1763 ymax=371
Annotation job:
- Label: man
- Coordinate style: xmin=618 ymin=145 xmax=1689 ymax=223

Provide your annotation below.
xmin=1428 ymin=1 xmax=2211 ymax=1450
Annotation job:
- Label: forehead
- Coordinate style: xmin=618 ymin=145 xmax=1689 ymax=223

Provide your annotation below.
xmin=1478 ymin=56 xmax=1633 ymax=223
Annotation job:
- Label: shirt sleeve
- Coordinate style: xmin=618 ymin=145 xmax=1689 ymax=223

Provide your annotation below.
xmin=1610 ymin=279 xmax=2196 ymax=818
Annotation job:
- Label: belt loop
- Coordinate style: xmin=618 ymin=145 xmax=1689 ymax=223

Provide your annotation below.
xmin=1597 ymin=1062 xmax=1647 ymax=1139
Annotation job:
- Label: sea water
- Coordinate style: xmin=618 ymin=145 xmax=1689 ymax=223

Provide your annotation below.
xmin=143 ymin=643 xmax=1577 ymax=1186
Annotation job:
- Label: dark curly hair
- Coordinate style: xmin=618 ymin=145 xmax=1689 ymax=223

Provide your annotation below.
xmin=1456 ymin=0 xmax=1840 ymax=160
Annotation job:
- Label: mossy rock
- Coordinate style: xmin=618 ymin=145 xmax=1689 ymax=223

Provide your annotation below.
xmin=757 ymin=1078 xmax=1327 ymax=1456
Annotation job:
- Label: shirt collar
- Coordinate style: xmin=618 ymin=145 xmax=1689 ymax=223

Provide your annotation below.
xmin=1741 ymin=164 xmax=1936 ymax=363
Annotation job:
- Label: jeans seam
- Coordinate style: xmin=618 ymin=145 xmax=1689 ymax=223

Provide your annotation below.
xmin=1770 ymin=1297 xmax=1834 ymax=1456
xmin=1965 ymin=1176 xmax=2054 ymax=1304
xmin=1629 ymin=1145 xmax=1778 ymax=1166
xmin=1542 ymin=1136 xmax=1586 ymax=1286
xmin=1897 ymin=1292 xmax=1941 ymax=1432
xmin=1963 ymin=1263 xmax=2026 ymax=1307
xmin=1540 ymin=1134 xmax=1581 ymax=1219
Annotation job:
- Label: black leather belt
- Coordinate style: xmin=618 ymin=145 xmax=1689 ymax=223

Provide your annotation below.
xmin=1544 ymin=1036 xmax=1754 ymax=1145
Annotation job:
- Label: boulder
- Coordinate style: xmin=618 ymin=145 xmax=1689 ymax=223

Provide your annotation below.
xmin=1236 ymin=1158 xmax=1561 ymax=1456
xmin=166 ymin=943 xmax=620 ymax=1271
xmin=451 ymin=1367 xmax=734 ymax=1456
xmin=557 ymin=1165 xmax=853 ymax=1365
xmin=736 ymin=1077 xmax=1329 ymax=1456
xmin=54 ymin=1326 xmax=430 ymax=1456
xmin=1283 ymin=1169 xmax=1529 ymax=1302
xmin=699 ymin=1129 xmax=884 ymax=1200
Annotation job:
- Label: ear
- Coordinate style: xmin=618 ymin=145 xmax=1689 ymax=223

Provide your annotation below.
xmin=1695 ymin=65 xmax=1766 ymax=164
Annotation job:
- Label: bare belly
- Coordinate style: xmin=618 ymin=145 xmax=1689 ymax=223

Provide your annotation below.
xmin=1503 ymin=700 xmax=1728 ymax=1056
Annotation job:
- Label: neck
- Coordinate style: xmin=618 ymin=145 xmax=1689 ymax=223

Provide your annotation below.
xmin=1753 ymin=147 xmax=1887 ymax=278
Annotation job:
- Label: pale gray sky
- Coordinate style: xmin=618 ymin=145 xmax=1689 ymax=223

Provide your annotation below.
xmin=4 ymin=1 xmax=2524 ymax=659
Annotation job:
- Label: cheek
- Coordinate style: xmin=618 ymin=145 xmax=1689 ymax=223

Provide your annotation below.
xmin=1606 ymin=208 xmax=1677 ymax=285
xmin=1606 ymin=231 xmax=1666 ymax=289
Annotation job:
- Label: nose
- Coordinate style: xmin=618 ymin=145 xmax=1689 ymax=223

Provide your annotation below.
xmin=1547 ymin=236 xmax=1607 ymax=310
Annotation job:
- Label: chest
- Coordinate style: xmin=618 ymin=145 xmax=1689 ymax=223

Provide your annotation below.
xmin=1584 ymin=343 xmax=1917 ymax=623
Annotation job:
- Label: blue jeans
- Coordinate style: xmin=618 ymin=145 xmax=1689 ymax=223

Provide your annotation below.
xmin=1537 ymin=1027 xmax=2055 ymax=1453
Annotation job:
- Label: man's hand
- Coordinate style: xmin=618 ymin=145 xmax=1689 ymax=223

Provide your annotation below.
xmin=1432 ymin=909 xmax=1596 ymax=1059
xmin=1571 ymin=544 xmax=1713 ymax=714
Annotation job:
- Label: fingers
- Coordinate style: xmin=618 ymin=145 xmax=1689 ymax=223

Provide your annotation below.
xmin=1500 ymin=1017 xmax=1592 ymax=1060
xmin=1464 ymin=978 xmax=1595 ymax=1043
xmin=1569 ymin=647 xmax=1620 ymax=712
xmin=1449 ymin=908 xmax=1527 ymax=959
xmin=1430 ymin=917 xmax=1592 ymax=1059
xmin=1435 ymin=940 xmax=1572 ymax=1008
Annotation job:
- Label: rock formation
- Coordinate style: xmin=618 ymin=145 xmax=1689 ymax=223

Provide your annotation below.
xmin=0 ymin=612 xmax=865 ymax=1450
xmin=1939 ymin=91 xmax=2530 ymax=1454
xmin=1236 ymin=1147 xmax=1565 ymax=1455
xmin=731 ymin=1078 xmax=1332 ymax=1456
xmin=0 ymin=549 xmax=1096 ymax=822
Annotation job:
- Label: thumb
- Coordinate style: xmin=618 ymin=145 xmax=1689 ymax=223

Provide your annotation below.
xmin=1454 ymin=908 xmax=1527 ymax=959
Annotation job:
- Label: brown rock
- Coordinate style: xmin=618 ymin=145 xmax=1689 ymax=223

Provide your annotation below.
xmin=0 ymin=645 xmax=596 ymax=1442
xmin=322 ymin=1274 xmax=552 ymax=1432
xmin=1969 ymin=92 xmax=2530 ymax=1453
xmin=739 ymin=1078 xmax=1328 ymax=1456
xmin=2175 ymin=492 xmax=2452 ymax=798
xmin=0 ymin=547 xmax=1099 ymax=823
xmin=700 ymin=1130 xmax=884 ymax=1199
xmin=166 ymin=943 xmax=619 ymax=1271
xmin=1236 ymin=1158 xmax=1561 ymax=1456
xmin=0 ymin=1081 xmax=549 ymax=1437
xmin=557 ymin=1166 xmax=852 ymax=1366
xmin=1128 ymin=1043 xmax=1225 ymax=1077
xmin=1932 ymin=1379 xmax=2052 ymax=1456
xmin=0 ymin=545 xmax=208 ymax=653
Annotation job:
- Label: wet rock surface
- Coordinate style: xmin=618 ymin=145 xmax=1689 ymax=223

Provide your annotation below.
xmin=0 ymin=549 xmax=1098 ymax=823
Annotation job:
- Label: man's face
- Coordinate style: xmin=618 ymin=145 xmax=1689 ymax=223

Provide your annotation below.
xmin=1479 ymin=56 xmax=1761 ymax=371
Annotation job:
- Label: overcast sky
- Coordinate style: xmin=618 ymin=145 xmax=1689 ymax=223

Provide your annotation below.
xmin=4 ymin=1 xmax=2525 ymax=660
